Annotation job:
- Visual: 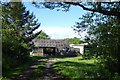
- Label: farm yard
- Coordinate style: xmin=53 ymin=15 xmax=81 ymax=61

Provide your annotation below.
xmin=1 ymin=1 xmax=120 ymax=80
xmin=2 ymin=55 xmax=120 ymax=80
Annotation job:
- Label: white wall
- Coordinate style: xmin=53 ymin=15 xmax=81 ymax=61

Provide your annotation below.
xmin=70 ymin=44 xmax=85 ymax=54
xmin=72 ymin=45 xmax=84 ymax=54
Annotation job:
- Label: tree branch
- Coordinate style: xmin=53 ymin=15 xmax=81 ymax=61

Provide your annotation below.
xmin=64 ymin=2 xmax=120 ymax=17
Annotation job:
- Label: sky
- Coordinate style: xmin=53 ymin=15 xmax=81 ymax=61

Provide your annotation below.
xmin=24 ymin=2 xmax=88 ymax=39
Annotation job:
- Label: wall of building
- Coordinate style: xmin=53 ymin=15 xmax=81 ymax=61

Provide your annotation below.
xmin=33 ymin=48 xmax=44 ymax=56
xmin=69 ymin=43 xmax=89 ymax=54
xmin=71 ymin=45 xmax=84 ymax=54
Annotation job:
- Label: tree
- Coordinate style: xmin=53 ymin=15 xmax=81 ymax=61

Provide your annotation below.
xmin=73 ymin=11 xmax=120 ymax=75
xmin=64 ymin=37 xmax=84 ymax=44
xmin=1 ymin=2 xmax=42 ymax=74
xmin=32 ymin=2 xmax=120 ymax=17
xmin=32 ymin=1 xmax=120 ymax=75
xmin=2 ymin=2 xmax=41 ymax=42
xmin=35 ymin=31 xmax=50 ymax=39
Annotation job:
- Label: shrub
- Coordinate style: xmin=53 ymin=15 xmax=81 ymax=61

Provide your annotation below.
xmin=82 ymin=52 xmax=93 ymax=60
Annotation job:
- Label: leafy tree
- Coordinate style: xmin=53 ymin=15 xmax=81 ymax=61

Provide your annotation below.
xmin=64 ymin=37 xmax=84 ymax=44
xmin=73 ymin=11 xmax=120 ymax=75
xmin=35 ymin=31 xmax=50 ymax=39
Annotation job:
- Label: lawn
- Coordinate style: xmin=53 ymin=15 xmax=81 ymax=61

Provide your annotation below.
xmin=52 ymin=56 xmax=120 ymax=80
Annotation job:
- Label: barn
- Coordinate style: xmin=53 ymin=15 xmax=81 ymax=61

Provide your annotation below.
xmin=32 ymin=39 xmax=69 ymax=56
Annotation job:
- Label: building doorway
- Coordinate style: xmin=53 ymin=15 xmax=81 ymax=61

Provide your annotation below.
xmin=43 ymin=47 xmax=56 ymax=56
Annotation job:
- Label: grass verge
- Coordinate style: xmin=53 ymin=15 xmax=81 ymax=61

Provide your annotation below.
xmin=2 ymin=56 xmax=47 ymax=80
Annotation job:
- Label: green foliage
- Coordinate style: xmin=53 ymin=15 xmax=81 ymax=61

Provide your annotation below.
xmin=2 ymin=28 xmax=30 ymax=71
xmin=82 ymin=52 xmax=93 ymax=60
xmin=36 ymin=31 xmax=50 ymax=39
xmin=2 ymin=56 xmax=47 ymax=80
xmin=73 ymin=10 xmax=120 ymax=74
xmin=33 ymin=2 xmax=120 ymax=17
xmin=32 ymin=61 xmax=46 ymax=76
xmin=1 ymin=2 xmax=41 ymax=77
xmin=64 ymin=37 xmax=84 ymax=44
xmin=32 ymin=3 xmax=120 ymax=75
xmin=53 ymin=56 xmax=120 ymax=80
xmin=2 ymin=57 xmax=33 ymax=79
xmin=2 ymin=2 xmax=41 ymax=41
xmin=33 ymin=3 xmax=120 ymax=75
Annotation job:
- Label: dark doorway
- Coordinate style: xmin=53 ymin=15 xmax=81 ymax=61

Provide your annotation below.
xmin=43 ymin=47 xmax=56 ymax=56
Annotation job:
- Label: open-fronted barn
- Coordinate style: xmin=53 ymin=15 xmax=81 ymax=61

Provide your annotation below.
xmin=32 ymin=39 xmax=69 ymax=56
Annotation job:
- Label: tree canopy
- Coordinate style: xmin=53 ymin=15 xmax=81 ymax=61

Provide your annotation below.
xmin=2 ymin=2 xmax=41 ymax=74
xmin=32 ymin=2 xmax=120 ymax=17
xmin=35 ymin=31 xmax=50 ymax=39
xmin=64 ymin=37 xmax=84 ymax=44
xmin=72 ymin=4 xmax=120 ymax=75
xmin=2 ymin=2 xmax=42 ymax=42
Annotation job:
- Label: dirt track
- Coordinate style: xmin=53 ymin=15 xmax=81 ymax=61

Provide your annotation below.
xmin=13 ymin=58 xmax=65 ymax=80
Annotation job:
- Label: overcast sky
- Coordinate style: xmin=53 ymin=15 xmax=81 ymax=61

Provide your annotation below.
xmin=24 ymin=2 xmax=88 ymax=39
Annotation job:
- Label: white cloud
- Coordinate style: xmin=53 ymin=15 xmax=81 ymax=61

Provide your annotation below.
xmin=35 ymin=26 xmax=86 ymax=39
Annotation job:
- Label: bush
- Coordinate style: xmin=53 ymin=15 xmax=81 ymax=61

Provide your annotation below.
xmin=82 ymin=52 xmax=93 ymax=60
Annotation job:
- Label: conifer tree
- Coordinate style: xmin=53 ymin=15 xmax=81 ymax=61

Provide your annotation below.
xmin=2 ymin=2 xmax=41 ymax=73
xmin=2 ymin=2 xmax=41 ymax=42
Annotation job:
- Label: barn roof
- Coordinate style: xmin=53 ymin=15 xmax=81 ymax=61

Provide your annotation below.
xmin=32 ymin=39 xmax=69 ymax=47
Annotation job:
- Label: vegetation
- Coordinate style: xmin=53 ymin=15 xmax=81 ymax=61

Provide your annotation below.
xmin=2 ymin=2 xmax=41 ymax=78
xmin=73 ymin=10 xmax=120 ymax=75
xmin=1 ymin=2 xmax=50 ymax=79
xmin=1 ymin=1 xmax=120 ymax=79
xmin=32 ymin=2 xmax=120 ymax=17
xmin=2 ymin=56 xmax=47 ymax=80
xmin=2 ymin=58 xmax=34 ymax=80
xmin=29 ymin=56 xmax=47 ymax=79
xmin=52 ymin=56 xmax=120 ymax=80
xmin=73 ymin=3 xmax=120 ymax=75
xmin=64 ymin=37 xmax=84 ymax=44
xmin=35 ymin=31 xmax=50 ymax=39
xmin=33 ymin=2 xmax=120 ymax=76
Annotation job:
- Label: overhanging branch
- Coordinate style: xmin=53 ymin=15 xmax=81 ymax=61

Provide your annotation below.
xmin=64 ymin=2 xmax=120 ymax=17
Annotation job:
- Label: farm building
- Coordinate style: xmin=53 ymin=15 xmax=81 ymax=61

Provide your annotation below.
xmin=31 ymin=39 xmax=89 ymax=56
xmin=69 ymin=43 xmax=89 ymax=54
xmin=32 ymin=39 xmax=69 ymax=56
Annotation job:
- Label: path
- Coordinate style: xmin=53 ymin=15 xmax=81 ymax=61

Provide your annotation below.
xmin=39 ymin=58 xmax=65 ymax=80
xmin=13 ymin=58 xmax=66 ymax=80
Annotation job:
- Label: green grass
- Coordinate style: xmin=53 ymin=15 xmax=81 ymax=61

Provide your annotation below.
xmin=2 ymin=61 xmax=32 ymax=80
xmin=52 ymin=56 xmax=120 ymax=80
xmin=2 ymin=56 xmax=47 ymax=80
xmin=32 ymin=60 xmax=47 ymax=76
